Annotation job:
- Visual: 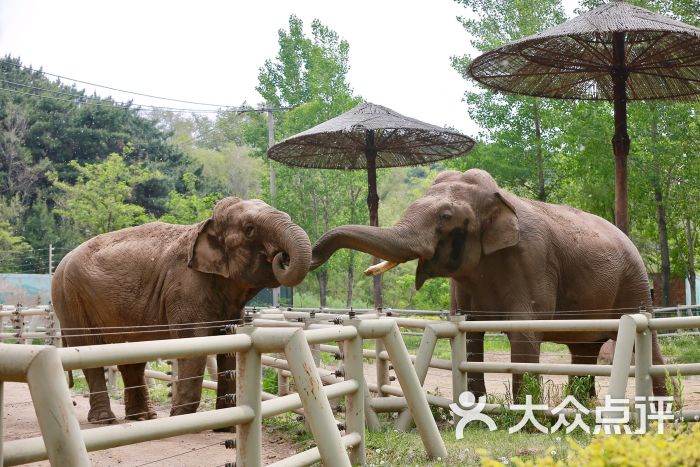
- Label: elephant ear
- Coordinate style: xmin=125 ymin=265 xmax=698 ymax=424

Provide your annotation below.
xmin=188 ymin=219 xmax=230 ymax=277
xmin=481 ymin=192 xmax=519 ymax=255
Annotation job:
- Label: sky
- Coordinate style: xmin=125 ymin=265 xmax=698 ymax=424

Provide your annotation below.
xmin=0 ymin=0 xmax=578 ymax=138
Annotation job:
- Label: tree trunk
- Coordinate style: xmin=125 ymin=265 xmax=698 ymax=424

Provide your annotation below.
xmin=686 ymin=218 xmax=697 ymax=306
xmin=653 ymin=176 xmax=671 ymax=306
xmin=345 ymin=182 xmax=360 ymax=308
xmin=533 ymin=101 xmax=546 ymax=202
xmin=316 ymin=269 xmax=328 ymax=308
xmin=346 ymin=251 xmax=354 ymax=308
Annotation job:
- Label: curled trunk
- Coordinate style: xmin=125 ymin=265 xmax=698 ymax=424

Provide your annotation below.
xmin=266 ymin=216 xmax=312 ymax=286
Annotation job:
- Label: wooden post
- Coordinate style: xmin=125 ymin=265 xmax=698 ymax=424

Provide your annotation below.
xmin=611 ymin=31 xmax=630 ymax=235
xmin=365 ymin=130 xmax=383 ymax=309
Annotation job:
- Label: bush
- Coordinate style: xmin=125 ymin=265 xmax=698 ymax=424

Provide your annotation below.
xmin=481 ymin=423 xmax=700 ymax=466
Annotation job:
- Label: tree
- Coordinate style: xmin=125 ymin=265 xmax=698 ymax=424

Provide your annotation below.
xmin=451 ymin=0 xmax=567 ymax=202
xmin=0 ymin=56 xmax=190 ymax=251
xmin=160 ymin=173 xmax=221 ymax=224
xmin=0 ymin=220 xmax=31 ymax=273
xmin=249 ymin=15 xmax=363 ymax=306
xmin=50 ymin=150 xmax=157 ymax=237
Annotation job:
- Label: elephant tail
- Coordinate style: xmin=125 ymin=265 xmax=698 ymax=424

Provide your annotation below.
xmin=62 ymin=336 xmax=75 ymax=388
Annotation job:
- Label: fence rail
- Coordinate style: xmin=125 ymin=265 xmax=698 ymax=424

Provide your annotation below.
xmin=2 ymin=305 xmax=700 ymax=466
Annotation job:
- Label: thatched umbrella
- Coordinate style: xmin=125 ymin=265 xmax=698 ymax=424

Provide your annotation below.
xmin=468 ymin=0 xmax=700 ymax=234
xmin=267 ymin=101 xmax=475 ymax=307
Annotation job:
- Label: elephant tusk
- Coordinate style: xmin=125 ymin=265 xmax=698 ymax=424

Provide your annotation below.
xmin=364 ymin=260 xmax=400 ymax=276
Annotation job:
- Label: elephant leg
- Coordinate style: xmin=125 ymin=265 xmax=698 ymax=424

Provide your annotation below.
xmin=119 ymin=362 xmax=156 ymax=421
xmin=567 ymin=342 xmax=603 ymax=399
xmin=466 ymin=332 xmax=486 ymax=398
xmin=509 ymin=332 xmax=541 ymax=402
xmin=170 ymin=356 xmax=206 ymax=416
xmin=85 ymin=367 xmax=117 ymax=424
xmin=213 ymin=353 xmax=237 ymax=433
xmin=650 ymin=331 xmax=668 ymax=396
xmin=216 ymin=353 xmax=236 ymax=409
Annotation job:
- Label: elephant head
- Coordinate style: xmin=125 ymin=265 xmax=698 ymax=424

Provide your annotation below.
xmin=189 ymin=197 xmax=311 ymax=287
xmin=311 ymin=169 xmax=519 ymax=289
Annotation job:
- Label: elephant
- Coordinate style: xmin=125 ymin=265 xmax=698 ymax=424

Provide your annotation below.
xmin=52 ymin=197 xmax=311 ymax=424
xmin=311 ymin=169 xmax=666 ymax=399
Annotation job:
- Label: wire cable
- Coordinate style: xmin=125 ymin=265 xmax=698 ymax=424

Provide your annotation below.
xmin=1 ymin=58 xmax=238 ymax=108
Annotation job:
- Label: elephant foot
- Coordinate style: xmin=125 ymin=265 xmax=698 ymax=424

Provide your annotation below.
xmin=170 ymin=404 xmax=198 ymax=417
xmin=213 ymin=425 xmax=236 ymax=433
xmin=125 ymin=409 xmax=157 ymax=421
xmin=88 ymin=407 xmax=117 ymax=424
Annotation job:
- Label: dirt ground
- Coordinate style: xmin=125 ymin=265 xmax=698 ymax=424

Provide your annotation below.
xmin=5 ymin=350 xmax=700 ymax=466
xmin=2 ymin=382 xmax=296 ymax=467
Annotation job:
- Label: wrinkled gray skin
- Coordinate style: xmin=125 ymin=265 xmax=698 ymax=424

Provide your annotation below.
xmin=312 ymin=169 xmax=666 ymax=398
xmin=53 ymin=198 xmax=311 ymax=424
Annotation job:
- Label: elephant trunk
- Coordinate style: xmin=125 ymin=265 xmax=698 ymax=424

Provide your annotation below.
xmin=311 ymin=223 xmax=432 ymax=270
xmin=266 ymin=216 xmax=312 ymax=287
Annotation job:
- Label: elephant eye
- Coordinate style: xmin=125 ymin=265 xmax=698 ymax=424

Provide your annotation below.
xmin=244 ymin=224 xmax=255 ymax=238
xmin=440 ymin=212 xmax=452 ymax=221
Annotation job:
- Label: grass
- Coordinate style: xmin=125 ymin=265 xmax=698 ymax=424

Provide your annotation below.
xmin=660 ymin=332 xmax=700 ymax=364
xmin=364 ymin=425 xmax=583 ymax=466
xmin=260 ymin=406 xmax=591 ymax=466
xmin=396 ymin=333 xmax=568 ymax=360
xmin=69 ymin=360 xmax=219 ymax=408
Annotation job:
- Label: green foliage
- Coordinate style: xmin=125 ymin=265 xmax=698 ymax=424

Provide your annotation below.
xmin=0 ymin=219 xmax=31 ymax=272
xmin=50 ymin=150 xmax=158 ymax=237
xmin=246 ymin=15 xmax=369 ymax=307
xmin=262 ymin=367 xmax=279 ymax=395
xmin=451 ymin=0 xmax=567 ymax=202
xmin=159 ymin=173 xmax=221 ymax=225
xmin=0 ymin=56 xmax=189 ymax=258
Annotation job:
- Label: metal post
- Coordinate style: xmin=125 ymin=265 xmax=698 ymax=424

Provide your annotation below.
xmin=363 ymin=378 xmax=381 ymax=431
xmin=48 ymin=243 xmax=53 ymax=277
xmin=206 ymin=355 xmax=218 ymax=382
xmin=1 ymin=380 xmax=4 ymax=466
xmin=267 ymin=108 xmax=280 ymax=308
xmin=606 ymin=313 xmax=647 ymax=428
xmin=378 ymin=322 xmax=448 ymax=459
xmin=375 ymin=310 xmax=389 ymax=396
xmin=26 ymin=347 xmax=90 ymax=466
xmin=450 ymin=315 xmax=468 ymax=419
xmin=284 ymin=330 xmax=351 ymax=467
xmin=343 ymin=320 xmax=365 ymax=465
xmin=608 ymin=314 xmax=639 ymax=400
xmin=237 ymin=328 xmax=262 ymax=467
xmin=635 ymin=312 xmax=653 ymax=425
xmin=395 ymin=326 xmax=438 ymax=431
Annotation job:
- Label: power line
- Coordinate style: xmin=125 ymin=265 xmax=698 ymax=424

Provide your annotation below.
xmin=0 ymin=58 xmax=291 ymax=113
xmin=1 ymin=58 xmax=235 ymax=108
xmin=0 ymin=86 xmax=221 ymax=114
xmin=0 ymin=85 xmax=290 ymax=116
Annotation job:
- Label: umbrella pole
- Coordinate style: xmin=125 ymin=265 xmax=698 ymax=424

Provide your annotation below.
xmin=365 ymin=130 xmax=383 ymax=309
xmin=612 ymin=31 xmax=630 ymax=235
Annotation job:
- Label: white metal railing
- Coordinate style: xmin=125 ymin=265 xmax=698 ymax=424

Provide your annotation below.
xmin=0 ymin=305 xmax=59 ymax=345
xmin=3 ymin=306 xmax=700 ymax=465
xmin=0 ymin=319 xmax=447 ymax=466
xmin=250 ymin=308 xmax=700 ymax=430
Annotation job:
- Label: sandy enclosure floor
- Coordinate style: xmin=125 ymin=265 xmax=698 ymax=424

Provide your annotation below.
xmin=2 ymin=382 xmax=296 ymax=467
xmin=4 ymin=349 xmax=699 ymax=466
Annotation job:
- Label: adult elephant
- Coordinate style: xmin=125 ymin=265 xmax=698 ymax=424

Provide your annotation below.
xmin=311 ymin=169 xmax=666 ymax=398
xmin=53 ymin=197 xmax=311 ymax=424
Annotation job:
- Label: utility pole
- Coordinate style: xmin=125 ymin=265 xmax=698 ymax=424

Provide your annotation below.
xmin=48 ymin=243 xmax=54 ymax=277
xmin=268 ymin=108 xmax=280 ymax=307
